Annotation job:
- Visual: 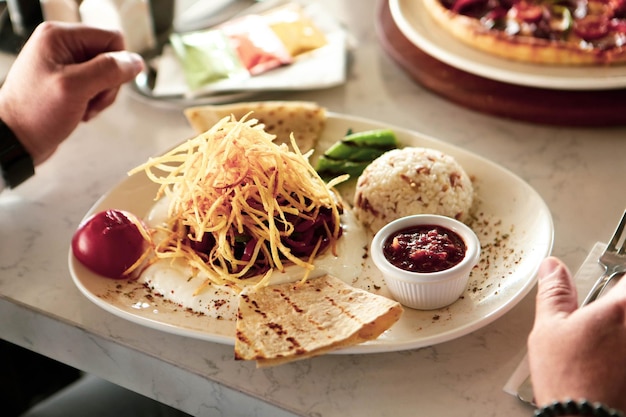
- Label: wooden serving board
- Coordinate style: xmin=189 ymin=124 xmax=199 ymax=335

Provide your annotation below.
xmin=375 ymin=0 xmax=626 ymax=126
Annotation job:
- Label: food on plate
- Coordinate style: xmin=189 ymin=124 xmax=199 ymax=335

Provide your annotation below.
xmin=353 ymin=147 xmax=473 ymax=233
xmin=184 ymin=101 xmax=326 ymax=152
xmin=124 ymin=114 xmax=402 ymax=364
xmin=422 ymin=0 xmax=626 ymax=65
xmin=371 ymin=214 xmax=481 ymax=310
xmin=129 ymin=115 xmax=346 ymax=291
xmin=315 ymin=129 xmax=399 ymax=179
xmin=138 ymin=198 xmax=368 ymax=321
xmin=383 ymin=224 xmax=467 ymax=273
xmin=235 ymin=274 xmax=403 ymax=367
xmin=71 ymin=209 xmax=151 ymax=279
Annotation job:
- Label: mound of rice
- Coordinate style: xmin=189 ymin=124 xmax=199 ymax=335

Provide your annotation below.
xmin=353 ymin=147 xmax=473 ymax=233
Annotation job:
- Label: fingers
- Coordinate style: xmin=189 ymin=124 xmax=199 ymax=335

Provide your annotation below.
xmin=107 ymin=50 xmax=145 ymax=80
xmin=534 ymin=256 xmax=578 ymax=319
xmin=74 ymin=50 xmax=144 ymax=90
xmin=70 ymin=25 xmax=127 ymax=58
xmin=34 ymin=21 xmax=126 ymax=62
xmin=83 ymin=88 xmax=120 ymax=122
xmin=21 ymin=22 xmax=143 ymax=101
xmin=63 ymin=50 xmax=144 ymax=112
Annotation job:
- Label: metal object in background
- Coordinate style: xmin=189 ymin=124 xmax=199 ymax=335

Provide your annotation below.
xmin=6 ymin=0 xmax=43 ymax=37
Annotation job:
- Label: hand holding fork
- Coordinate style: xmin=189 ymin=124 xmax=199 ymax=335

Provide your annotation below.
xmin=518 ymin=209 xmax=626 ymax=406
xmin=580 ymin=211 xmax=626 ymax=304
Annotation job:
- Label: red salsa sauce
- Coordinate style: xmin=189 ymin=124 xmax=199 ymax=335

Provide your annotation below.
xmin=383 ymin=224 xmax=467 ymax=273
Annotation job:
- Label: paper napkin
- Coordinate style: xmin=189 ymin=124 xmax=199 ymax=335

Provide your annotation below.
xmin=503 ymin=242 xmax=607 ymax=397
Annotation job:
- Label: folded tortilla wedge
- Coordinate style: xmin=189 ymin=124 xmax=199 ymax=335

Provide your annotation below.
xmin=235 ymin=274 xmax=403 ymax=367
xmin=183 ymin=101 xmax=326 ymax=153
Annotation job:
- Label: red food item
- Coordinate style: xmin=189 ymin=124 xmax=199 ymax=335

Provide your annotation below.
xmin=451 ymin=0 xmax=488 ymax=14
xmin=383 ymin=225 xmax=466 ymax=273
xmin=72 ymin=209 xmax=148 ymax=279
xmin=510 ymin=1 xmax=545 ymax=23
xmin=574 ymin=15 xmax=611 ymax=40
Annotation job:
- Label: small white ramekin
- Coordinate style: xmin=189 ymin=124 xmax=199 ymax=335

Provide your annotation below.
xmin=371 ymin=214 xmax=481 ymax=310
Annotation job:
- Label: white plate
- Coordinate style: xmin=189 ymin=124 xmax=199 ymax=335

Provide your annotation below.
xmin=389 ymin=0 xmax=626 ymax=91
xmin=69 ymin=113 xmax=553 ymax=354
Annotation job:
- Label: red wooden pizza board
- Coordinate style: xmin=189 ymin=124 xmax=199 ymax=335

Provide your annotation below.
xmin=375 ymin=0 xmax=626 ymax=126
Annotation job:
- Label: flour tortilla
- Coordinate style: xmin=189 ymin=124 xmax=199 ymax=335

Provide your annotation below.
xmin=183 ymin=101 xmax=326 ymax=152
xmin=235 ymin=274 xmax=403 ymax=367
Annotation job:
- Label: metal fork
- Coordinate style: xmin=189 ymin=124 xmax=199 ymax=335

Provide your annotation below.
xmin=580 ymin=209 xmax=626 ymax=305
xmin=517 ymin=209 xmax=626 ymax=406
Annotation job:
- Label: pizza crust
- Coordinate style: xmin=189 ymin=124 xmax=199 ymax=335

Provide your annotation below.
xmin=422 ymin=0 xmax=626 ymax=66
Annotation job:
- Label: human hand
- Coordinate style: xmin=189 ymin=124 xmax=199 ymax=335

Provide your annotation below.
xmin=527 ymin=256 xmax=626 ymax=411
xmin=0 ymin=22 xmax=144 ymax=165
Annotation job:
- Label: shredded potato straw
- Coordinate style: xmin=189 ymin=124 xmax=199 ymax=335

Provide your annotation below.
xmin=129 ymin=115 xmax=345 ymax=292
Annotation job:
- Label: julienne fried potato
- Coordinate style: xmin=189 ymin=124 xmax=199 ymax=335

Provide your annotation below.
xmin=128 ymin=115 xmax=345 ymax=290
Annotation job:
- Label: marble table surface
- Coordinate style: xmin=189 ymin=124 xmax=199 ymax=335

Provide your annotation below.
xmin=1 ymin=1 xmax=625 ymax=416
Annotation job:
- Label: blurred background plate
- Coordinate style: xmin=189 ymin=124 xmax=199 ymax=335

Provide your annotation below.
xmin=390 ymin=0 xmax=626 ymax=91
xmin=377 ymin=0 xmax=626 ymax=125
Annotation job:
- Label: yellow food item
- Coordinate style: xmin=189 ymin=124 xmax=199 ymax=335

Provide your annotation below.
xmin=264 ymin=4 xmax=327 ymax=57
